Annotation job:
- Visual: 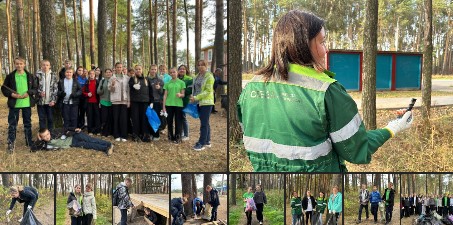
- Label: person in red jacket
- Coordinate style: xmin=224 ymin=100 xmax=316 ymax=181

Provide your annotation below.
xmin=83 ymin=70 xmax=101 ymax=135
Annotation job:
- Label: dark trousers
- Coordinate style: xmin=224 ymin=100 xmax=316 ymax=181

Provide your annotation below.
xmin=82 ymin=213 xmax=93 ymax=225
xmin=127 ymin=106 xmax=133 ymax=135
xmin=166 ymin=106 xmax=183 ymax=141
xmin=71 ymin=216 xmax=82 ymax=225
xmin=77 ymin=96 xmax=87 ymax=128
xmin=23 ymin=195 xmax=38 ymax=216
xmin=100 ymin=105 xmax=112 ymax=136
xmin=210 ymin=204 xmax=218 ymax=221
xmin=86 ymin=102 xmax=100 ymax=134
xmin=443 ymin=206 xmax=449 ymax=216
xmin=195 ymin=205 xmax=202 ymax=215
xmin=120 ymin=208 xmax=127 ymax=225
xmin=245 ymin=207 xmax=252 ymax=225
xmin=358 ymin=204 xmax=369 ymax=221
xmin=7 ymin=107 xmax=32 ymax=146
xmin=131 ymin=102 xmax=150 ymax=138
xmin=438 ymin=206 xmax=443 ymax=215
xmin=112 ymin=104 xmax=128 ymax=139
xmin=63 ymin=104 xmax=78 ymax=132
xmin=305 ymin=211 xmax=312 ymax=225
xmin=371 ymin=203 xmax=378 ymax=222
xmin=449 ymin=206 xmax=453 ymax=215
xmin=181 ymin=112 xmax=189 ymax=137
xmin=256 ymin=203 xmax=264 ymax=222
xmin=71 ymin=132 xmax=111 ymax=152
xmin=404 ymin=206 xmax=410 ymax=217
xmin=197 ymin=105 xmax=212 ymax=145
xmin=152 ymin=101 xmax=164 ymax=137
xmin=37 ymin=104 xmax=54 ymax=131
xmin=385 ymin=205 xmax=393 ymax=222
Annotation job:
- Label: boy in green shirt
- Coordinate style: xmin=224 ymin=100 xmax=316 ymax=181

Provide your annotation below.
xmin=1 ymin=57 xmax=38 ymax=153
xmin=163 ymin=68 xmax=186 ymax=143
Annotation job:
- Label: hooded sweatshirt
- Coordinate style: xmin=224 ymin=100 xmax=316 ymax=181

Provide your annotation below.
xmin=82 ymin=191 xmax=97 ymax=219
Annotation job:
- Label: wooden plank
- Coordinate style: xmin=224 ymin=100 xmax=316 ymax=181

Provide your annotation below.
xmin=130 ymin=194 xmax=169 ymax=219
xmin=144 ymin=217 xmax=154 ymax=225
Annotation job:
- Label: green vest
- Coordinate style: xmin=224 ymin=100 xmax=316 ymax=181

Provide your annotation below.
xmin=316 ymin=197 xmax=327 ymax=213
xmin=238 ymin=64 xmax=391 ymax=172
xmin=290 ymin=197 xmax=302 ymax=215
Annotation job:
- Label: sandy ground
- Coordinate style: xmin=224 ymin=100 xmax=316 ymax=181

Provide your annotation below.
xmin=344 ymin=206 xmax=399 ymax=225
xmin=170 ymin=194 xmax=228 ymax=225
xmin=0 ymin=97 xmax=227 ymax=172
xmin=286 ymin=203 xmax=343 ymax=225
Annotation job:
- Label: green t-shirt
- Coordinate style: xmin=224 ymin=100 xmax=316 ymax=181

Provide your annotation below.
xmin=15 ymin=72 xmax=30 ymax=108
xmin=164 ymin=79 xmax=186 ymax=107
xmin=243 ymin=192 xmax=254 ymax=207
xmin=385 ymin=189 xmax=390 ymax=205
xmin=100 ymin=100 xmax=112 ymax=107
xmin=49 ymin=137 xmax=73 ymax=148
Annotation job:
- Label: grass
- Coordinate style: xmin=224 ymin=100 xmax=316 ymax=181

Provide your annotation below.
xmin=56 ymin=193 xmax=112 ymax=225
xmin=230 ymin=106 xmax=453 ymax=172
xmin=229 ymin=189 xmax=284 ymax=225
xmin=433 ymin=74 xmax=453 ymax=80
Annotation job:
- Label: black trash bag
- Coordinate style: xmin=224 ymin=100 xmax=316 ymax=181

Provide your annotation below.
xmin=311 ymin=211 xmax=321 ymax=225
xmin=326 ymin=213 xmax=337 ymax=225
xmin=20 ymin=209 xmax=42 ymax=225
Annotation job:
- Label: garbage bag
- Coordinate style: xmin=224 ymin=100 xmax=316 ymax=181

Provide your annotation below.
xmin=146 ymin=106 xmax=161 ymax=133
xmin=311 ymin=211 xmax=321 ymax=225
xmin=245 ymin=198 xmax=257 ymax=212
xmin=20 ymin=209 xmax=42 ymax=225
xmin=183 ymin=103 xmax=199 ymax=119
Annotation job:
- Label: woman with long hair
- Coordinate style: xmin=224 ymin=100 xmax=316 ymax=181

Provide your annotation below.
xmin=6 ymin=185 xmax=39 ymax=222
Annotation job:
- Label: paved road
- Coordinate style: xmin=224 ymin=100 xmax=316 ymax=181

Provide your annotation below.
xmin=242 ymin=79 xmax=453 ymax=109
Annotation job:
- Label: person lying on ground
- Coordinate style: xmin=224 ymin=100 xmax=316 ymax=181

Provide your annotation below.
xmin=30 ymin=127 xmax=113 ymax=156
xmin=6 ymin=185 xmax=39 ymax=223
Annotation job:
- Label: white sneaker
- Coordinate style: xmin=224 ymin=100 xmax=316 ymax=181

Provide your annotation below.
xmin=204 ymin=143 xmax=212 ymax=148
xmin=182 ymin=136 xmax=189 ymax=141
xmin=153 ymin=137 xmax=160 ymax=141
xmin=115 ymin=138 xmax=121 ymax=142
xmin=121 ymin=138 xmax=127 ymax=142
xmin=18 ymin=217 xmax=23 ymax=222
xmin=61 ymin=135 xmax=67 ymax=140
xmin=259 ymin=222 xmax=263 ymax=225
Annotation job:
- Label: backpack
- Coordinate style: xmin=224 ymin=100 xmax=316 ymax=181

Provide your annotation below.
xmin=245 ymin=198 xmax=257 ymax=212
xmin=112 ymin=186 xmax=126 ymax=207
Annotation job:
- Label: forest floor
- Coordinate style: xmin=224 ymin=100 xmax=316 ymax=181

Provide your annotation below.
xmin=285 ymin=203 xmax=344 ymax=225
xmin=0 ymin=189 xmax=54 ymax=225
xmin=344 ymin=206 xmax=400 ymax=225
xmin=401 ymin=214 xmax=418 ymax=225
xmin=230 ymin=105 xmax=453 ymax=172
xmin=0 ymin=97 xmax=227 ymax=172
xmin=180 ymin=195 xmax=228 ymax=225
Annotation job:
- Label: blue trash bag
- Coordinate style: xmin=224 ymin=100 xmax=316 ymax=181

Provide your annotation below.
xmin=146 ymin=106 xmax=161 ymax=133
xmin=183 ymin=103 xmax=199 ymax=119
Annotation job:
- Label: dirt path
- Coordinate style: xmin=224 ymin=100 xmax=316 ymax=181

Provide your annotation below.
xmin=0 ymin=98 xmax=227 ymax=172
xmin=238 ymin=211 xmax=268 ymax=225
xmin=34 ymin=197 xmax=54 ymax=225
xmin=345 ymin=206 xmax=399 ymax=225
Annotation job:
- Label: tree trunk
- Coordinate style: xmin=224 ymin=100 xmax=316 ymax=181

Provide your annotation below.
xmin=16 ymin=0 xmax=28 ymax=59
xmin=214 ymin=0 xmax=225 ymax=96
xmin=63 ymin=0 xmax=72 ymax=61
xmin=361 ymin=0 xmax=378 ymax=130
xmin=172 ymin=0 xmax=177 ymax=67
xmin=422 ymin=0 xmax=433 ymax=120
xmin=166 ymin=0 xmax=171 ymax=66
xmin=231 ymin=174 xmax=236 ymax=205
xmin=203 ymin=174 xmax=212 ymax=204
xmin=72 ymin=0 xmax=80 ymax=66
xmin=33 ymin=0 xmax=39 ymax=72
xmin=39 ymin=0 xmax=57 ymax=71
xmin=153 ymin=0 xmax=158 ymax=65
xmin=148 ymin=0 xmax=153 ymax=66
xmin=127 ymin=0 xmax=132 ymax=69
xmin=79 ymin=0 xmax=86 ymax=68
xmin=2 ymin=174 xmax=10 ymax=187
xmin=195 ymin=0 xmax=202 ymax=73
xmin=89 ymin=0 xmax=95 ymax=66
xmin=181 ymin=174 xmax=193 ymax=216
xmin=97 ymin=0 xmax=107 ymax=70
xmin=6 ymin=0 xmax=14 ymax=72
xmin=229 ymin=0 xmax=243 ymax=142
xmin=184 ymin=0 xmax=190 ymax=69
xmin=242 ymin=0 xmax=247 ymax=71
xmin=113 ymin=0 xmax=118 ymax=65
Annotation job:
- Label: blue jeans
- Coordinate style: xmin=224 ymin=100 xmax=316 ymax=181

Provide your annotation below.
xmin=371 ymin=203 xmax=378 ymax=222
xmin=37 ymin=105 xmax=54 ymax=131
xmin=120 ymin=209 xmax=128 ymax=225
xmin=181 ymin=112 xmax=189 ymax=137
xmin=292 ymin=214 xmax=301 ymax=225
xmin=7 ymin=107 xmax=32 ymax=145
xmin=197 ymin=105 xmax=212 ymax=145
xmin=71 ymin=132 xmax=112 ymax=152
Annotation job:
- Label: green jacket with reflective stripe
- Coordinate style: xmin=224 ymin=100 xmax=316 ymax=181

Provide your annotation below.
xmin=237 ymin=64 xmax=391 ymax=172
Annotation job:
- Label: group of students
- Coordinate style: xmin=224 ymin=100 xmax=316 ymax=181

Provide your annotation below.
xmin=356 ymin=182 xmax=395 ymax=225
xmin=171 ymin=185 xmax=221 ymax=225
xmin=401 ymin=193 xmax=453 ymax=218
xmin=2 ymin=56 xmax=222 ymax=154
xmin=243 ymin=185 xmax=267 ymax=225
xmin=290 ymin=186 xmax=342 ymax=225
xmin=66 ymin=183 xmax=98 ymax=225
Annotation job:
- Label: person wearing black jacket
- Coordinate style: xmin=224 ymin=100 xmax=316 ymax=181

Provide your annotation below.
xmin=58 ymin=68 xmax=82 ymax=137
xmin=67 ymin=185 xmax=83 ymax=225
xmin=442 ymin=193 xmax=450 ymax=216
xmin=129 ymin=65 xmax=153 ymax=142
xmin=171 ymin=196 xmax=188 ymax=225
xmin=382 ymin=182 xmax=395 ymax=224
xmin=212 ymin=68 xmax=227 ymax=113
xmin=302 ymin=190 xmax=317 ymax=225
xmin=59 ymin=60 xmax=72 ymax=80
xmin=253 ymin=185 xmax=267 ymax=225
xmin=1 ymin=57 xmax=38 ymax=153
xmin=144 ymin=207 xmax=159 ymax=224
xmin=207 ymin=185 xmax=220 ymax=222
xmin=6 ymin=186 xmax=39 ymax=222
xmin=403 ymin=194 xmax=410 ymax=217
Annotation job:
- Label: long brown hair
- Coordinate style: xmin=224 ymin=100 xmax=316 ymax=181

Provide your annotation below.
xmin=257 ymin=10 xmax=325 ymax=81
